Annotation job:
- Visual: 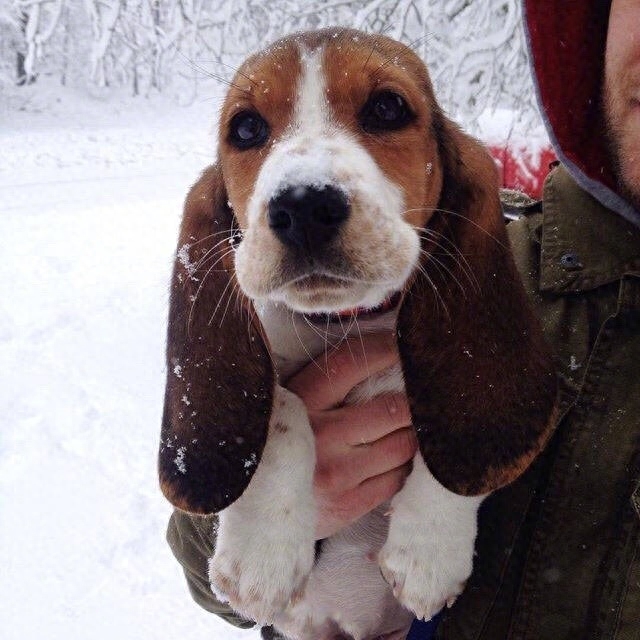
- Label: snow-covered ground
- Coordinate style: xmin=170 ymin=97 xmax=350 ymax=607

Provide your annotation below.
xmin=0 ymin=83 xmax=261 ymax=640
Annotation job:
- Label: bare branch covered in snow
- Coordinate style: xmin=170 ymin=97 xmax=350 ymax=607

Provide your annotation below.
xmin=0 ymin=0 xmax=542 ymax=137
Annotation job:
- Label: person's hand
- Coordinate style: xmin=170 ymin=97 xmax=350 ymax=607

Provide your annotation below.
xmin=287 ymin=333 xmax=418 ymax=540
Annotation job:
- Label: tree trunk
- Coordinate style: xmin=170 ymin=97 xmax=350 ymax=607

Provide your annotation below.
xmin=16 ymin=10 xmax=36 ymax=85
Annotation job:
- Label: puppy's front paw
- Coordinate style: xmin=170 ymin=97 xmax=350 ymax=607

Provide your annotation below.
xmin=209 ymin=533 xmax=313 ymax=624
xmin=208 ymin=386 xmax=317 ymax=624
xmin=378 ymin=523 xmax=471 ymax=621
xmin=378 ymin=455 xmax=484 ymax=621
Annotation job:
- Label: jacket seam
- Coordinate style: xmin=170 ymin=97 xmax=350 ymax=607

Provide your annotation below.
xmin=593 ymin=482 xmax=640 ymax=639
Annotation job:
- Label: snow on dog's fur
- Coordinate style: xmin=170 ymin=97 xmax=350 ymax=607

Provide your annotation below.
xmin=159 ymin=28 xmax=558 ymax=640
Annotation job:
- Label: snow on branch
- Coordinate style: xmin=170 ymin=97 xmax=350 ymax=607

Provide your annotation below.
xmin=0 ymin=0 xmax=541 ymax=137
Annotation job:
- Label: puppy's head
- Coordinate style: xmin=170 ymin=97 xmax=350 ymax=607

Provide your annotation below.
xmin=159 ymin=29 xmax=558 ymax=515
xmin=220 ymin=29 xmax=444 ymax=313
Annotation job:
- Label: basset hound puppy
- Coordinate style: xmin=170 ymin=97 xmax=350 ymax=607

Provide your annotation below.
xmin=159 ymin=28 xmax=558 ymax=640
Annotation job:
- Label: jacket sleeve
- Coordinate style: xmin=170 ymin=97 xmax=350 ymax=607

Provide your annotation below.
xmin=166 ymin=509 xmax=255 ymax=629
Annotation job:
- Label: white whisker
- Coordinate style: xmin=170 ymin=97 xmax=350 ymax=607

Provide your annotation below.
xmin=218 ymin=280 xmax=241 ymax=328
xmin=207 ymin=271 xmax=237 ymax=327
xmin=413 ymin=261 xmax=450 ymax=321
xmin=352 ymin=315 xmax=371 ymax=396
xmin=293 ymin=310 xmax=328 ymax=378
xmin=416 ymin=226 xmax=480 ymax=293
xmin=187 ymin=247 xmax=236 ymax=333
xmin=404 ymin=205 xmax=507 ymax=249
xmin=192 ymin=235 xmax=237 ymax=273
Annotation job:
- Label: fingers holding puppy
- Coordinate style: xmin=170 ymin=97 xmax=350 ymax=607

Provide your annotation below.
xmin=322 ymin=394 xmax=414 ymax=447
xmin=312 ymin=421 xmax=417 ymax=539
xmin=314 ymin=465 xmax=413 ymax=541
xmin=287 ymin=334 xmax=417 ymax=540
xmin=287 ymin=333 xmax=399 ymax=411
xmin=313 ymin=405 xmax=417 ymax=486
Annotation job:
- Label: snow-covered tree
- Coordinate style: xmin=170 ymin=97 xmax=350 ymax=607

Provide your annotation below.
xmin=6 ymin=0 xmax=65 ymax=84
xmin=0 ymin=0 xmax=539 ymax=135
xmin=83 ymin=0 xmax=119 ymax=87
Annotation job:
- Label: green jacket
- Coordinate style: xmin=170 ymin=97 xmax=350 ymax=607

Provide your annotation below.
xmin=166 ymin=165 xmax=640 ymax=639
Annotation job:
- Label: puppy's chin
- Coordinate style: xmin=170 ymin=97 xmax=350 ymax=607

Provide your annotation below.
xmin=272 ymin=276 xmax=397 ymax=315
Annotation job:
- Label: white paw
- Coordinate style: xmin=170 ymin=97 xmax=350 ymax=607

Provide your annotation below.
xmin=208 ymin=386 xmax=317 ymax=624
xmin=378 ymin=455 xmax=484 ymax=621
xmin=378 ymin=523 xmax=472 ymax=620
xmin=209 ymin=530 xmax=314 ymax=624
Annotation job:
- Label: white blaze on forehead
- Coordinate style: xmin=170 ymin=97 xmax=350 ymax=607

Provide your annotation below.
xmin=249 ymin=46 xmax=337 ymax=212
xmin=247 ymin=44 xmax=405 ymax=225
xmin=296 ymin=46 xmax=329 ymax=137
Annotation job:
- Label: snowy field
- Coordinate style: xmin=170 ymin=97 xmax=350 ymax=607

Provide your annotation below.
xmin=0 ymin=84 xmax=261 ymax=640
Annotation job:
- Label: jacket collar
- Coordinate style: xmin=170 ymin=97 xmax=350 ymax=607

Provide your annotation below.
xmin=540 ymin=165 xmax=640 ymax=293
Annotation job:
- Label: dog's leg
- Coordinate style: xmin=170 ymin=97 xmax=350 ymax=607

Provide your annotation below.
xmin=378 ymin=453 xmax=484 ymax=621
xmin=208 ymin=386 xmax=316 ymax=625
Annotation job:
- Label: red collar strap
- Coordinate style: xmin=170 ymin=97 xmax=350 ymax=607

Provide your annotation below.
xmin=305 ymin=291 xmax=402 ymax=323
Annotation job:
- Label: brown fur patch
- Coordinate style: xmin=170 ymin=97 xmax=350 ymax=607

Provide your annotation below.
xmin=396 ymin=118 xmax=558 ymax=495
xmin=322 ymin=31 xmax=443 ymax=228
xmin=273 ymin=422 xmax=289 ymax=434
xmin=218 ymin=42 xmax=301 ymax=226
xmin=158 ymin=165 xmax=274 ymax=514
xmin=210 ymin=568 xmax=237 ymax=599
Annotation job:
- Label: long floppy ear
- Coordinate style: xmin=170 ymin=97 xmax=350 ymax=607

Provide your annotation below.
xmin=158 ymin=164 xmax=274 ymax=514
xmin=397 ymin=115 xmax=558 ymax=496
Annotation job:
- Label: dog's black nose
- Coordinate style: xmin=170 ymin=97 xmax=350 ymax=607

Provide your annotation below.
xmin=268 ymin=185 xmax=350 ymax=249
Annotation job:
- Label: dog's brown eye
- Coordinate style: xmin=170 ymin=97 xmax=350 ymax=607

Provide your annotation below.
xmin=229 ymin=111 xmax=269 ymax=150
xmin=359 ymin=91 xmax=413 ymax=133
